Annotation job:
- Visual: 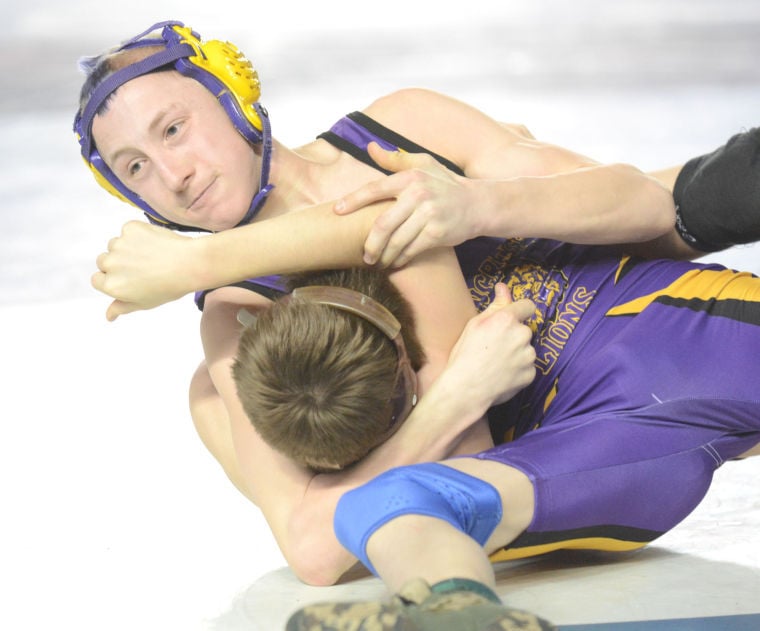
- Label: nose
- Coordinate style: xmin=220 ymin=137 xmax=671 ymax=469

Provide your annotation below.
xmin=155 ymin=150 xmax=194 ymax=194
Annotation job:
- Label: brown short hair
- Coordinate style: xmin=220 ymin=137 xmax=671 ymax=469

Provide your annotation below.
xmin=78 ymin=44 xmax=166 ymax=118
xmin=233 ymin=268 xmax=424 ymax=471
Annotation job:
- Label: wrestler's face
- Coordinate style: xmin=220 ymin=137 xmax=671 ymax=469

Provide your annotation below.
xmin=91 ymin=70 xmax=259 ymax=232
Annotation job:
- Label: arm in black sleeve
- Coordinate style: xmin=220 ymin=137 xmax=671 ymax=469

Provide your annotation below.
xmin=673 ymin=127 xmax=760 ymax=252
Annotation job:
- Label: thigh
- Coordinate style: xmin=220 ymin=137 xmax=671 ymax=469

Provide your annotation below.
xmin=477 ymin=267 xmax=760 ymax=560
xmin=473 ymin=398 xmax=760 ymax=561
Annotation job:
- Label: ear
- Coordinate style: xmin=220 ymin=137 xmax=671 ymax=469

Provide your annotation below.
xmin=237 ymin=308 xmax=258 ymax=327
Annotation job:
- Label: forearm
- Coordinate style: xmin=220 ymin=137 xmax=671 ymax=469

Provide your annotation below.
xmin=193 ymin=202 xmax=383 ymax=290
xmin=286 ymin=291 xmax=534 ymax=583
xmin=474 ymin=163 xmax=676 ymax=245
xmin=376 ymin=371 xmax=489 ymax=462
xmin=647 ymin=165 xmax=681 ymax=193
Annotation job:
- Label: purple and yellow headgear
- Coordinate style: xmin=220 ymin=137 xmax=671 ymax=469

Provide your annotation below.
xmin=73 ymin=20 xmax=273 ymax=231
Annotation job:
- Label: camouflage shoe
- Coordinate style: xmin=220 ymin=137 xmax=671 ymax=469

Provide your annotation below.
xmin=285 ymin=578 xmax=556 ymax=631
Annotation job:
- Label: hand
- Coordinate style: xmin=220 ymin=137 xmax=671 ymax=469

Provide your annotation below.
xmin=334 ymin=143 xmax=480 ymax=267
xmin=91 ymin=221 xmax=201 ymax=321
xmin=443 ymin=283 xmax=536 ymax=412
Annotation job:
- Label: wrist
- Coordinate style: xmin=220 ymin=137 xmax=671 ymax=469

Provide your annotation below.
xmin=423 ymin=369 xmax=491 ymax=434
xmin=189 ymin=234 xmax=218 ymax=291
xmin=472 ymin=179 xmax=517 ymax=239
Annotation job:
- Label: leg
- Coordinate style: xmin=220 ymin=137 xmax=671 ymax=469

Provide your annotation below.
xmin=365 ymin=459 xmax=534 ymax=592
xmin=739 ymin=441 xmax=760 ymax=458
xmin=287 ymin=461 xmax=554 ymax=630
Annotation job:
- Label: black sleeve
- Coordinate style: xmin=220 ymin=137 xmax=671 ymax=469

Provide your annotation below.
xmin=673 ymin=127 xmax=760 ymax=252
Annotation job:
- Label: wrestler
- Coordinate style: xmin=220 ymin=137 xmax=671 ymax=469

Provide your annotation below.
xmin=74 ymin=20 xmax=760 ymax=630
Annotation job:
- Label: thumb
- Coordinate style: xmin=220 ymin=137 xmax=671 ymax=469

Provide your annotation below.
xmin=491 ymin=282 xmax=513 ymax=307
xmin=482 ymin=282 xmax=514 ymax=312
xmin=106 ymin=300 xmax=121 ymax=322
xmin=366 ymin=142 xmax=417 ymax=173
xmin=106 ymin=299 xmax=136 ymax=322
xmin=509 ymin=298 xmax=537 ymax=323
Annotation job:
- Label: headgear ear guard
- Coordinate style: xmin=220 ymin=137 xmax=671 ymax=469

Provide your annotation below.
xmin=73 ymin=20 xmax=273 ymax=231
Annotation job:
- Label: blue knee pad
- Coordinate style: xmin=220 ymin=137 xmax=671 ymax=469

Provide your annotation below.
xmin=334 ymin=462 xmax=503 ymax=575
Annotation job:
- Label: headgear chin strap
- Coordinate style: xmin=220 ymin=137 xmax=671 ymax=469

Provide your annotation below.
xmin=73 ymin=20 xmax=274 ymax=231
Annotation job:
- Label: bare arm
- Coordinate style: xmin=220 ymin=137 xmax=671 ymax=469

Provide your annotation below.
xmin=623 ymin=165 xmax=706 ymax=260
xmin=334 ymin=88 xmax=676 ymax=266
xmin=92 ymin=201 xmax=386 ymax=320
xmin=196 ymin=250 xmax=479 ymax=585
xmin=198 ymin=253 xmax=536 ymax=586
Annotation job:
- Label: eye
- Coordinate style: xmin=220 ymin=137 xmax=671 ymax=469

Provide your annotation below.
xmin=127 ymin=159 xmax=145 ymax=177
xmin=165 ymin=121 xmax=183 ymax=139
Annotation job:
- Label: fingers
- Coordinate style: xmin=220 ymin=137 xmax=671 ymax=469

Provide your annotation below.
xmin=509 ymin=298 xmax=537 ymax=323
xmin=93 ymin=273 xmax=129 ymax=321
xmin=363 ymin=197 xmax=420 ymax=264
xmin=376 ymin=225 xmax=444 ymax=269
xmin=333 ymin=144 xmax=438 ymax=216
xmin=334 ymin=179 xmax=390 ymax=216
xmin=379 ymin=244 xmax=419 ymax=269
xmin=335 ymin=145 xmax=454 ymax=266
xmin=334 ymin=146 xmax=405 ymax=215
xmin=95 ymin=225 xmax=133 ymax=274
xmin=377 ymin=231 xmax=435 ymax=269
xmin=366 ymin=178 xmax=442 ymax=265
xmin=95 ymin=251 xmax=107 ymax=273
xmin=91 ymin=270 xmax=105 ymax=292
xmin=482 ymin=285 xmax=534 ymax=322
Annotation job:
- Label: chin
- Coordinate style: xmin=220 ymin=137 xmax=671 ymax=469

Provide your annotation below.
xmin=208 ymin=214 xmax=244 ymax=233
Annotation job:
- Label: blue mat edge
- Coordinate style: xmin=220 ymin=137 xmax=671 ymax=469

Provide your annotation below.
xmin=560 ymin=613 xmax=760 ymax=630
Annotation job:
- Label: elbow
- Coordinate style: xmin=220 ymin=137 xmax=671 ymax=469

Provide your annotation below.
xmin=286 ymin=553 xmax=343 ymax=587
xmin=614 ymin=164 xmax=677 ymax=241
xmin=283 ymin=537 xmax=350 ymax=587
xmin=283 ymin=493 xmax=364 ymax=586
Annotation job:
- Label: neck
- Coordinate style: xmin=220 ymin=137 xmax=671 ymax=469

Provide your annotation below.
xmin=255 ymin=140 xmax=326 ymax=220
xmin=256 ymin=134 xmax=378 ymax=221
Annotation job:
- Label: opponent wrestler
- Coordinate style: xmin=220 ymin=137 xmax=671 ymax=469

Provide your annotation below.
xmin=237 ymin=238 xmax=760 ymax=631
xmin=221 ymin=108 xmax=760 ymax=629
xmin=75 ymin=21 xmax=760 ymax=630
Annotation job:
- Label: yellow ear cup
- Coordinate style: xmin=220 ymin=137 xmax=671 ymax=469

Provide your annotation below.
xmin=83 ymin=157 xmax=132 ymax=206
xmin=172 ymin=25 xmax=263 ymax=132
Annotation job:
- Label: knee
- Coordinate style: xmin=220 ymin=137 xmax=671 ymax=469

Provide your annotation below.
xmin=334 ymin=463 xmax=503 ymax=574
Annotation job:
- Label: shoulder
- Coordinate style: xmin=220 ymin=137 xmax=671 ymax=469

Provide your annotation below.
xmin=362 ymin=88 xmax=478 ymax=132
xmin=362 ymin=88 xmax=531 ymax=139
xmin=202 ymin=285 xmax=274 ymax=313
xmin=364 ymin=87 xmax=452 ymax=111
xmin=360 ymin=89 xmax=536 ymax=173
xmin=200 ymin=286 xmax=273 ymax=353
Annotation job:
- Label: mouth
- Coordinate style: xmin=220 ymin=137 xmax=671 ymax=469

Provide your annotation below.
xmin=188 ymin=178 xmax=216 ymax=212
